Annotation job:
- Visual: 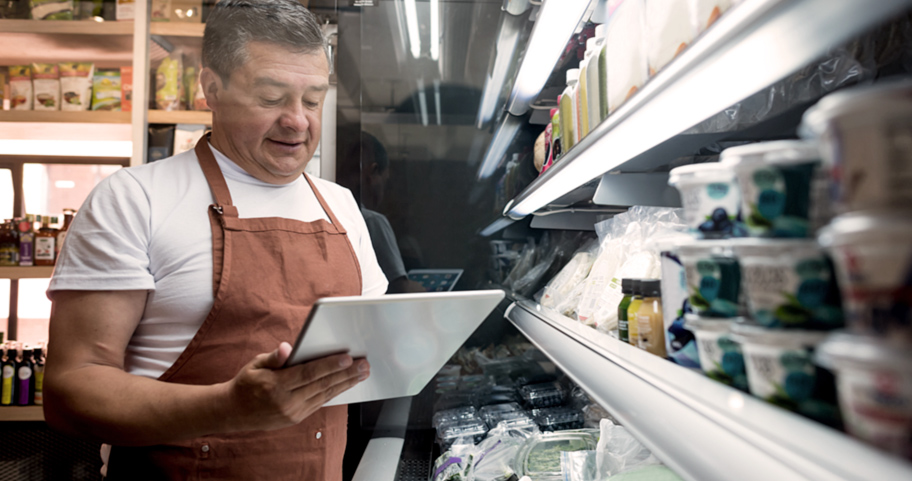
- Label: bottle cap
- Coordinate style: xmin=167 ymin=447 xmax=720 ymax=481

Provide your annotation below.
xmin=621 ymin=278 xmax=635 ymax=295
xmin=566 ymin=68 xmax=580 ymax=84
xmin=630 ymin=279 xmax=641 ymax=296
xmin=595 ymin=24 xmax=607 ymax=39
xmin=586 ymin=37 xmax=598 ymax=54
xmin=641 ymin=280 xmax=662 ymax=297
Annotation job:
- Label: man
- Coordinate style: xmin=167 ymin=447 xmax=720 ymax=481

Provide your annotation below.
xmin=43 ymin=1 xmax=388 ymax=479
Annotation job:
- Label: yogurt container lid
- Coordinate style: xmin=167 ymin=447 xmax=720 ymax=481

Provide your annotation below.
xmin=668 ymin=163 xmax=735 ymax=186
xmin=801 ymin=79 xmax=912 ymax=138
xmin=677 ymin=239 xmax=733 ymax=257
xmin=818 ymin=210 xmax=912 ymax=248
xmin=815 ymin=331 xmax=912 ymax=372
xmin=728 ymin=238 xmax=822 ymax=258
xmin=720 ymin=140 xmax=820 ymax=168
xmin=684 ymin=314 xmax=743 ymax=332
xmin=730 ymin=322 xmax=827 ymax=349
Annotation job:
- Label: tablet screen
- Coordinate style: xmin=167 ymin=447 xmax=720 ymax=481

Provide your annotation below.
xmin=407 ymin=269 xmax=463 ymax=292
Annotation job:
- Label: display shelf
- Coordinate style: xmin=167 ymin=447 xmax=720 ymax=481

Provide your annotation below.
xmin=149 ymin=22 xmax=205 ymax=37
xmin=0 ymin=111 xmax=131 ymax=124
xmin=0 ymin=19 xmax=133 ymax=35
xmin=147 ymin=110 xmax=212 ymax=125
xmin=0 ymin=406 xmax=45 ymax=422
xmin=506 ymin=299 xmax=912 ymax=481
xmin=503 ymin=0 xmax=912 ymax=219
xmin=0 ymin=266 xmax=55 ymax=279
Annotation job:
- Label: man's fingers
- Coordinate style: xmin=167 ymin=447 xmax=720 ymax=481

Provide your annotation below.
xmin=293 ymin=361 xmax=369 ymax=405
xmin=249 ymin=342 xmax=295 ymax=370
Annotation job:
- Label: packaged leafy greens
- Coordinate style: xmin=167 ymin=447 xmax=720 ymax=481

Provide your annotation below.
xmin=60 ymin=62 xmax=94 ymax=111
xmin=91 ymin=70 xmax=121 ymax=111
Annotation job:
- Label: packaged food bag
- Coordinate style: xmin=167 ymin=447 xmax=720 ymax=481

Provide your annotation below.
xmin=605 ymin=0 xmax=648 ymax=113
xmin=60 ymin=62 xmax=94 ymax=111
xmin=155 ymin=52 xmax=183 ymax=111
xmin=30 ymin=0 xmax=74 ymax=19
xmin=31 ymin=63 xmax=60 ymax=111
xmin=9 ymin=65 xmax=33 ymax=110
xmin=121 ymin=66 xmax=133 ymax=111
xmin=91 ymin=70 xmax=121 ymax=111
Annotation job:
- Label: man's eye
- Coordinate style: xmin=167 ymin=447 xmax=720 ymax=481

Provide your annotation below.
xmin=304 ymin=101 xmax=319 ymax=108
xmin=262 ymin=98 xmax=283 ymax=105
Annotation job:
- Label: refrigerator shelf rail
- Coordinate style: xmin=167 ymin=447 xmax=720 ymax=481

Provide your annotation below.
xmin=505 ymin=299 xmax=912 ymax=481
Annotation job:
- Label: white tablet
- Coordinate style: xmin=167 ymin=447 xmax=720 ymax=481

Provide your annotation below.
xmin=407 ymin=269 xmax=464 ymax=292
xmin=285 ymin=289 xmax=505 ymax=406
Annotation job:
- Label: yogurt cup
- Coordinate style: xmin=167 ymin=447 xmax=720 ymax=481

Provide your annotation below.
xmin=801 ymin=80 xmax=912 ymax=212
xmin=668 ymin=163 xmax=745 ymax=239
xmin=684 ymin=314 xmax=748 ymax=390
xmin=654 ymin=237 xmax=700 ymax=368
xmin=678 ymin=240 xmax=742 ymax=318
xmin=721 ymin=140 xmax=831 ymax=238
xmin=818 ymin=211 xmax=912 ymax=341
xmin=732 ymin=323 xmax=841 ymax=427
xmin=816 ymin=332 xmax=912 ymax=460
xmin=730 ymin=238 xmax=844 ymax=330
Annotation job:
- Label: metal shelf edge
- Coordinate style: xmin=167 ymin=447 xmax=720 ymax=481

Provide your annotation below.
xmin=506 ymin=299 xmax=912 ymax=481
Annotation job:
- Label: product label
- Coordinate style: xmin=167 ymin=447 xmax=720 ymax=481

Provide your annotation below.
xmin=838 ymin=369 xmax=912 ymax=457
xmin=743 ymin=254 xmax=843 ymax=329
xmin=694 ymin=330 xmax=746 ymax=389
xmin=678 ymin=180 xmax=742 ymax=238
xmin=1 ymin=366 xmax=14 ymax=404
xmin=661 ymin=252 xmax=699 ymax=367
xmin=735 ymin=162 xmax=825 ymax=237
xmin=19 ymin=233 xmax=34 ymax=266
xmin=0 ymin=246 xmax=17 ymax=266
xmin=683 ymin=256 xmax=741 ymax=317
xmin=17 ymin=366 xmax=31 ymax=381
xmin=35 ymin=237 xmax=55 ymax=261
xmin=742 ymin=344 xmax=815 ymax=402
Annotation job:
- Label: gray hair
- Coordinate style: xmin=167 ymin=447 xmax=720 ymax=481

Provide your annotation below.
xmin=202 ymin=0 xmax=329 ymax=85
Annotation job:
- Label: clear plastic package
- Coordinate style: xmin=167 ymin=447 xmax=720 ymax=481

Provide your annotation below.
xmin=432 ymin=406 xmax=478 ymax=430
xmin=474 ymin=385 xmax=521 ymax=407
xmin=479 ymin=402 xmax=534 ymax=429
xmin=515 ymin=430 xmax=600 ymax=480
xmin=520 ymin=382 xmax=566 ymax=409
xmin=532 ymin=406 xmax=585 ymax=432
xmin=437 ymin=417 xmax=489 ymax=449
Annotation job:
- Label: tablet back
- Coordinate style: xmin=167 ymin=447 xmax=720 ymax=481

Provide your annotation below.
xmin=286 ymin=289 xmax=506 ymax=406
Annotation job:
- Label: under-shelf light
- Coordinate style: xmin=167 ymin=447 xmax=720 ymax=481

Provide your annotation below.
xmin=476 ymin=113 xmax=523 ymax=180
xmin=404 ymin=0 xmax=421 ymax=59
xmin=506 ymin=0 xmax=591 ymax=115
xmin=475 ymin=12 xmax=525 ymax=129
xmin=430 ymin=0 xmax=440 ymax=61
xmin=417 ymin=78 xmax=429 ymax=126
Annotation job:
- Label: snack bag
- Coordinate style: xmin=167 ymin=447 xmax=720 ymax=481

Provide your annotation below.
xmin=9 ymin=65 xmax=33 ymax=111
xmin=155 ymin=52 xmax=183 ymax=111
xmin=60 ymin=62 xmax=94 ymax=111
xmin=91 ymin=70 xmax=122 ymax=111
xmin=30 ymin=0 xmax=74 ymax=19
xmin=31 ymin=63 xmax=60 ymax=111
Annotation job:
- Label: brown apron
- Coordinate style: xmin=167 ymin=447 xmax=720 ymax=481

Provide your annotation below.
xmin=106 ymin=137 xmax=363 ymax=480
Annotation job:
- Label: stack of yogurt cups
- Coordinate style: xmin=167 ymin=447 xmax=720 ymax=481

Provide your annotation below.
xmin=800 ymin=80 xmax=912 ymax=460
xmin=667 ymin=137 xmax=846 ymax=428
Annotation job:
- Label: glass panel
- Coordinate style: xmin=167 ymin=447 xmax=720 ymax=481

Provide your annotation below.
xmin=23 ymin=163 xmax=122 ymax=223
xmin=17 ymin=278 xmax=51 ymax=346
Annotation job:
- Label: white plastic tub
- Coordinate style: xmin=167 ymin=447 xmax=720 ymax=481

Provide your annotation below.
xmin=678 ymin=240 xmax=742 ymax=318
xmin=669 ymin=163 xmax=743 ymax=239
xmin=816 ymin=332 xmax=912 ymax=460
xmin=684 ymin=314 xmax=747 ymax=390
xmin=730 ymin=238 xmax=843 ymax=329
xmin=818 ymin=211 xmax=912 ymax=341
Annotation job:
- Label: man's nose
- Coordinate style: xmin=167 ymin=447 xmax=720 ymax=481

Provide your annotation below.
xmin=279 ymin=102 xmax=311 ymax=132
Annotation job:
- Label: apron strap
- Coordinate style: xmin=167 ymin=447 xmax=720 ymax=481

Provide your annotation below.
xmin=195 ymin=133 xmax=235 ymax=209
xmin=303 ymin=173 xmax=347 ymax=234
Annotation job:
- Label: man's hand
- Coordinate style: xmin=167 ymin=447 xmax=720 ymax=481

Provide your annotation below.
xmin=223 ymin=343 xmax=370 ymax=432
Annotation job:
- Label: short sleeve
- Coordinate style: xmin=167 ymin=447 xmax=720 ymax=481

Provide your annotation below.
xmin=48 ymin=170 xmax=156 ymax=296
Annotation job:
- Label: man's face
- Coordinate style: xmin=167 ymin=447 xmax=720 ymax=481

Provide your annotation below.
xmin=204 ymin=41 xmax=330 ymax=185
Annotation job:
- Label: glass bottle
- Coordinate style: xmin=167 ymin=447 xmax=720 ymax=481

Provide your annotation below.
xmin=0 ymin=220 xmax=18 ymax=266
xmin=636 ymin=280 xmax=666 ymax=357
xmin=627 ymin=280 xmax=643 ymax=347
xmin=1 ymin=343 xmax=17 ymax=406
xmin=16 ymin=345 xmax=33 ymax=406
xmin=32 ymin=346 xmax=45 ymax=406
xmin=617 ymin=278 xmax=635 ymax=343
xmin=17 ymin=215 xmax=35 ymax=266
xmin=35 ymin=215 xmax=57 ymax=266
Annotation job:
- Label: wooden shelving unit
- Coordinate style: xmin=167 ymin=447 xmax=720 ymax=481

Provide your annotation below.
xmin=0 ymin=111 xmax=132 ymax=124
xmin=0 ymin=266 xmax=55 ymax=280
xmin=148 ymin=109 xmax=211 ymax=125
xmin=0 ymin=406 xmax=45 ymax=422
xmin=0 ymin=18 xmax=133 ymax=35
xmin=150 ymin=22 xmax=205 ymax=37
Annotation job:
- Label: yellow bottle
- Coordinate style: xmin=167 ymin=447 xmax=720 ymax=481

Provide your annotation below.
xmin=627 ymin=279 xmax=643 ymax=346
xmin=636 ymin=280 xmax=666 ymax=357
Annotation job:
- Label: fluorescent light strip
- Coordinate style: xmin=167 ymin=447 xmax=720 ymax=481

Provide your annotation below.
xmin=479 ymin=217 xmax=517 ymax=237
xmin=417 ymin=78 xmax=429 ymax=127
xmin=0 ymin=140 xmax=132 ymax=157
xmin=430 ymin=0 xmax=440 ymax=61
xmin=433 ymin=79 xmax=442 ymax=126
xmin=476 ymin=13 xmax=524 ymax=128
xmin=506 ymin=0 xmax=591 ymax=115
xmin=477 ymin=114 xmax=523 ymax=180
xmin=404 ymin=0 xmax=421 ymax=59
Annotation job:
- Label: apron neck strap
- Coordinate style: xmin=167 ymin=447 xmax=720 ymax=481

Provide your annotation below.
xmin=196 ymin=133 xmax=234 ymax=208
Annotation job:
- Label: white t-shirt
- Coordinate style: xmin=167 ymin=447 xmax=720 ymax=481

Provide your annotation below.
xmin=48 ymin=146 xmax=388 ymax=379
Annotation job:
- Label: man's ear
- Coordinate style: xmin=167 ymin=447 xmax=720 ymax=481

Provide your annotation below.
xmin=199 ymin=68 xmax=223 ymax=112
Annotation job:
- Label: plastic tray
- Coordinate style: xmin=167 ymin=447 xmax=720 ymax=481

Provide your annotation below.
xmin=519 ymin=381 xmax=566 ymax=409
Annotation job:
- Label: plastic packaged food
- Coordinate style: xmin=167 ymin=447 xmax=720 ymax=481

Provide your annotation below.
xmin=689 ymin=0 xmax=733 ymax=34
xmin=816 ymin=332 xmax=912 ymax=459
xmin=721 ymin=140 xmax=830 ymax=238
xmin=531 ymin=406 xmax=584 ymax=432
xmin=516 ymin=430 xmax=599 ymax=480
xmin=156 ymin=52 xmax=184 ymax=111
xmin=432 ymin=446 xmax=474 ymax=481
xmin=818 ymin=211 xmax=912 ymax=341
xmin=605 ymin=0 xmax=648 ymax=114
xmin=655 ymin=238 xmax=700 ymax=368
xmin=519 ymin=382 xmax=565 ymax=409
xmin=684 ymin=315 xmax=747 ymax=390
xmin=668 ymin=163 xmax=744 ymax=239
xmin=9 ymin=65 xmax=32 ymax=111
xmin=91 ymin=70 xmax=121 ymax=111
xmin=30 ymin=0 xmax=74 ymax=20
xmin=31 ymin=63 xmax=59 ymax=111
xmin=59 ymin=62 xmax=94 ymax=111
xmin=645 ymin=0 xmax=693 ymax=76
xmin=800 ymin=80 xmax=912 ymax=212
xmin=474 ymin=384 xmax=522 ymax=407
xmin=478 ymin=402 xmax=531 ymax=428
xmin=541 ymin=250 xmax=595 ymax=309
xmin=731 ymin=238 xmax=843 ymax=330
xmin=437 ymin=417 xmax=489 ymax=448
xmin=678 ymin=240 xmax=742 ymax=318
xmin=731 ymin=323 xmax=840 ymax=427
xmin=432 ymin=406 xmax=478 ymax=430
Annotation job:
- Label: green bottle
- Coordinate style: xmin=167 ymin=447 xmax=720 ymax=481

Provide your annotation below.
xmin=618 ymin=279 xmax=636 ymax=343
